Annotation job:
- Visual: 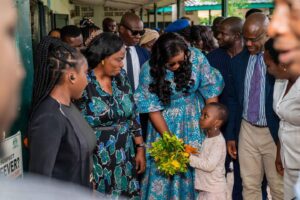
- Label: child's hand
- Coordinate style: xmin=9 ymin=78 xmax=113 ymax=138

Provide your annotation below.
xmin=184 ymin=144 xmax=198 ymax=154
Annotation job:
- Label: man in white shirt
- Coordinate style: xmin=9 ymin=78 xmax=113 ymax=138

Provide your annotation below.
xmin=119 ymin=12 xmax=150 ymax=139
xmin=118 ymin=12 xmax=149 ymax=90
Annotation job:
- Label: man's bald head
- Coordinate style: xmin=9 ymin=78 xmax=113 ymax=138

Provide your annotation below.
xmin=243 ymin=13 xmax=269 ymax=35
xmin=243 ymin=13 xmax=269 ymax=55
xmin=221 ymin=17 xmax=243 ymax=35
xmin=120 ymin=12 xmax=141 ymax=26
xmin=119 ymin=12 xmax=144 ymax=46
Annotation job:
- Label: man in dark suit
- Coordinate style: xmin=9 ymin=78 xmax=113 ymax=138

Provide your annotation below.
xmin=208 ymin=16 xmax=269 ymax=200
xmin=226 ymin=13 xmax=283 ymax=200
xmin=119 ymin=12 xmax=150 ymax=140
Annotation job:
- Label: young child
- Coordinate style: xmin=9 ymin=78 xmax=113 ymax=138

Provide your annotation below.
xmin=189 ymin=102 xmax=228 ymax=200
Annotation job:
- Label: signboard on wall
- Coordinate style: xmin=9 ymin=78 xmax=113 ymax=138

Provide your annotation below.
xmin=0 ymin=132 xmax=23 ymax=178
xmin=104 ymin=7 xmax=127 ymax=17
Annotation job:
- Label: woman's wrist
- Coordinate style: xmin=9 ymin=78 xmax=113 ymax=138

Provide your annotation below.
xmin=135 ymin=142 xmax=145 ymax=148
xmin=160 ymin=130 xmax=171 ymax=137
xmin=136 ymin=146 xmax=145 ymax=153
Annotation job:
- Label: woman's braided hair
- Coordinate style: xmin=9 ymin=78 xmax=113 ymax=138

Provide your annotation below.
xmin=31 ymin=36 xmax=85 ymax=116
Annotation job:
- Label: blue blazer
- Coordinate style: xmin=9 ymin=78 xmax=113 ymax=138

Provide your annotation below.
xmin=226 ymin=48 xmax=279 ymax=143
xmin=135 ymin=45 xmax=150 ymax=67
xmin=134 ymin=45 xmax=150 ymax=140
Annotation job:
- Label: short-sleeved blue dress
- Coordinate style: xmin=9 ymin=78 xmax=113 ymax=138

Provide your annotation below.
xmin=134 ymin=47 xmax=224 ymax=200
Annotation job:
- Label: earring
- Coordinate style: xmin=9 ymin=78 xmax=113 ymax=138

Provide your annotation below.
xmin=101 ymin=60 xmax=105 ymax=66
xmin=281 ymin=64 xmax=287 ymax=71
xmin=214 ymin=127 xmax=218 ymax=131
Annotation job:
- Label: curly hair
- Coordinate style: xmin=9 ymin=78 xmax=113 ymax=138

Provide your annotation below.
xmin=191 ymin=25 xmax=217 ymax=53
xmin=149 ymin=32 xmax=194 ymax=106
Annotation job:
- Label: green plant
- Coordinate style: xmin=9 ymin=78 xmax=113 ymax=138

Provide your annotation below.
xmin=199 ymin=17 xmax=210 ymax=25
xmin=197 ymin=0 xmax=248 ymax=18
xmin=148 ymin=132 xmax=190 ymax=176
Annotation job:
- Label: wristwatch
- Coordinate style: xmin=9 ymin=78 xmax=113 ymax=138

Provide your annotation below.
xmin=136 ymin=143 xmax=146 ymax=148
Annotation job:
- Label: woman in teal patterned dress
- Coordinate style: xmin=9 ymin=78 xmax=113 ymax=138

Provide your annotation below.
xmin=76 ymin=33 xmax=145 ymax=199
xmin=134 ymin=33 xmax=224 ymax=199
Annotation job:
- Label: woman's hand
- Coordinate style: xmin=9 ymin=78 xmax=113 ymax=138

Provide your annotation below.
xmin=135 ymin=147 xmax=146 ymax=174
xmin=205 ymin=96 xmax=218 ymax=104
xmin=275 ymin=142 xmax=284 ymax=176
xmin=149 ymin=111 xmax=170 ymax=137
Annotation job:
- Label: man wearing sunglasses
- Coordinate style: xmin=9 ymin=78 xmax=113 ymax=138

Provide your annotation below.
xmin=119 ymin=12 xmax=150 ymax=141
xmin=119 ymin=12 xmax=149 ymax=91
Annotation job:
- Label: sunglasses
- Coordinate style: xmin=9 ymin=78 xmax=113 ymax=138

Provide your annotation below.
xmin=121 ymin=24 xmax=145 ymax=36
xmin=165 ymin=60 xmax=186 ymax=69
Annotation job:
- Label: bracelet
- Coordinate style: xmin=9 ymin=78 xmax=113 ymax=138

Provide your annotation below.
xmin=136 ymin=143 xmax=145 ymax=148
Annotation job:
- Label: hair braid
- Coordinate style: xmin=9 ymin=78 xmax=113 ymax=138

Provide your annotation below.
xmin=30 ymin=36 xmax=84 ymax=117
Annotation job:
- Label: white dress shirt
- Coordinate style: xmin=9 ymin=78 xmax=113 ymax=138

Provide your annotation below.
xmin=123 ymin=46 xmax=140 ymax=90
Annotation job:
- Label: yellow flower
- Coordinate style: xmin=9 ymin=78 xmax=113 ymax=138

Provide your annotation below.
xmin=171 ymin=160 xmax=180 ymax=169
xmin=183 ymin=152 xmax=190 ymax=157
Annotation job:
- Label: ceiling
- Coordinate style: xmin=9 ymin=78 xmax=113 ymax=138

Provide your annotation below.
xmin=72 ymin=0 xmax=179 ymax=10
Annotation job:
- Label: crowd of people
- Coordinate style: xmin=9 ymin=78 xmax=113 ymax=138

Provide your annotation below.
xmin=2 ymin=0 xmax=300 ymax=199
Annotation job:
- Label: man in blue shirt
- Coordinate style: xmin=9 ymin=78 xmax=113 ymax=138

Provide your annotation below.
xmin=207 ymin=17 xmax=244 ymax=108
xmin=207 ymin=17 xmax=244 ymax=200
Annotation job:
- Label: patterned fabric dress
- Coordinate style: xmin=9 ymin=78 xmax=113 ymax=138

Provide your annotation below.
xmin=76 ymin=69 xmax=141 ymax=199
xmin=134 ymin=47 xmax=224 ymax=200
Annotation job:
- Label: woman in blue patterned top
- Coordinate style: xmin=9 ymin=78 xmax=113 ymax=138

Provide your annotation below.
xmin=134 ymin=32 xmax=224 ymax=199
xmin=76 ymin=33 xmax=145 ymax=199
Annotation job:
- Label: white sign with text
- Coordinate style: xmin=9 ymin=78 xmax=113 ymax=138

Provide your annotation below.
xmin=0 ymin=132 xmax=23 ymax=178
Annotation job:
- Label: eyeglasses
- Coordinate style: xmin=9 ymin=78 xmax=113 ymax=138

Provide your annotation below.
xmin=121 ymin=24 xmax=145 ymax=36
xmin=244 ymin=32 xmax=266 ymax=43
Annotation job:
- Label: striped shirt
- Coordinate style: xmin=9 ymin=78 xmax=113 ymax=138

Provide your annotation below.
xmin=242 ymin=53 xmax=267 ymax=126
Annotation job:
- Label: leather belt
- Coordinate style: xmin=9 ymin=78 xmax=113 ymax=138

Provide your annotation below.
xmin=93 ymin=122 xmax=128 ymax=131
xmin=243 ymin=119 xmax=267 ymax=128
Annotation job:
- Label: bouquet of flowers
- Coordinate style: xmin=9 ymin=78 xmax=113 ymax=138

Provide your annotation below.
xmin=148 ymin=131 xmax=198 ymax=176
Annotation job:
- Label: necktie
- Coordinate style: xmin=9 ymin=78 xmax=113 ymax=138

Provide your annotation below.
xmin=247 ymin=54 xmax=262 ymax=123
xmin=126 ymin=47 xmax=135 ymax=90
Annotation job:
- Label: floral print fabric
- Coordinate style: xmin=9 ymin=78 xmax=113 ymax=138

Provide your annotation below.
xmin=76 ymin=69 xmax=141 ymax=199
xmin=134 ymin=47 xmax=224 ymax=200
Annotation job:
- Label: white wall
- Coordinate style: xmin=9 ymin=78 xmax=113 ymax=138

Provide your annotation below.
xmin=91 ymin=6 xmax=105 ymax=27
xmin=38 ymin=1 xmax=271 ymax=29
xmin=40 ymin=0 xmax=75 ymax=24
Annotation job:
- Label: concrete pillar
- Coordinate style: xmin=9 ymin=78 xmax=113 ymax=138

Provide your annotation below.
xmin=147 ymin=9 xmax=150 ymax=28
xmin=154 ymin=3 xmax=158 ymax=28
xmin=209 ymin=10 xmax=212 ymax=25
xmin=176 ymin=0 xmax=184 ymax=19
xmin=222 ymin=0 xmax=228 ymax=17
xmin=140 ymin=8 xmax=143 ymax=21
